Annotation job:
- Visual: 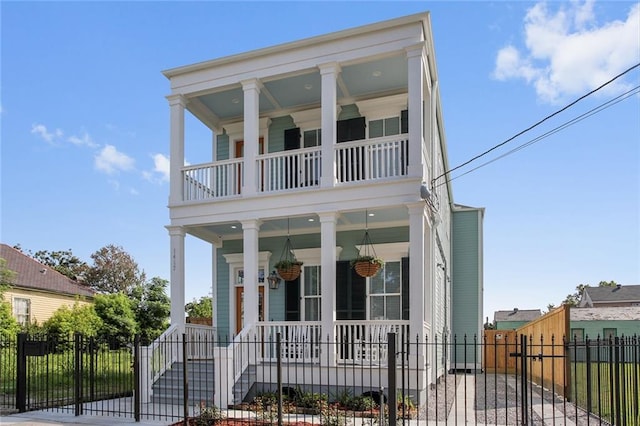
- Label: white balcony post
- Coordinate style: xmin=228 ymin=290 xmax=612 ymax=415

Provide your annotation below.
xmin=319 ymin=63 xmax=340 ymax=188
xmin=167 ymin=225 xmax=186 ymax=332
xmin=242 ymin=79 xmax=261 ymax=196
xmin=407 ymin=203 xmax=427 ymax=341
xmin=406 ymin=45 xmax=425 ymax=178
xmin=319 ymin=212 xmax=338 ymax=365
xmin=241 ymin=219 xmax=261 ymax=329
xmin=168 ymin=94 xmax=186 ymax=204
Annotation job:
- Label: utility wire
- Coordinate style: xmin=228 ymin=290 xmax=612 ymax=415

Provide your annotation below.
xmin=438 ymin=85 xmax=640 ymax=186
xmin=431 ymin=62 xmax=640 ymax=187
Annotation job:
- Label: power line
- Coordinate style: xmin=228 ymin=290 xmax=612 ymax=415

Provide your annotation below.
xmin=438 ymin=85 xmax=640 ymax=186
xmin=431 ymin=62 xmax=640 ymax=187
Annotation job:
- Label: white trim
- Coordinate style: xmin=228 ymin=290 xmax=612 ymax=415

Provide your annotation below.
xmin=356 ymin=242 xmax=409 ymax=261
xmin=223 ymin=251 xmax=272 ymax=333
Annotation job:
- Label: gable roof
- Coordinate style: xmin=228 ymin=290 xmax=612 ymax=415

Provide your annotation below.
xmin=581 ymin=285 xmax=640 ymax=305
xmin=494 ymin=309 xmax=542 ymax=322
xmin=0 ymin=244 xmax=94 ymax=298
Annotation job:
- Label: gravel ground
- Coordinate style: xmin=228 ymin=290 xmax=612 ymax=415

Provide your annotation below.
xmin=417 ymin=372 xmax=610 ymax=425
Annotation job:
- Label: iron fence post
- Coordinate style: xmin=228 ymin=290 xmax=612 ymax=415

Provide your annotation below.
xmin=277 ymin=332 xmax=283 ymax=426
xmin=614 ymin=336 xmax=621 ymax=426
xmin=134 ymin=334 xmax=140 ymax=422
xmin=74 ymin=333 xmax=83 ymax=416
xmin=520 ymin=333 xmax=528 ymax=426
xmin=16 ymin=333 xmax=26 ymax=412
xmin=182 ymin=334 xmax=188 ymax=426
xmin=388 ymin=332 xmax=397 ymax=426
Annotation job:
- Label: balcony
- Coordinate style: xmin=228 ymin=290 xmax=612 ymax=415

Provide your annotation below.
xmin=182 ymin=135 xmax=409 ymax=202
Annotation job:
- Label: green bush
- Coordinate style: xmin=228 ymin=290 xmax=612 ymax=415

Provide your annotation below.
xmin=94 ymin=293 xmax=137 ymax=347
xmin=0 ymin=300 xmax=19 ymax=341
xmin=44 ymin=303 xmax=102 ymax=340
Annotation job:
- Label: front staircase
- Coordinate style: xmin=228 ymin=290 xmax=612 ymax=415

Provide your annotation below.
xmin=151 ymin=360 xmax=216 ymax=405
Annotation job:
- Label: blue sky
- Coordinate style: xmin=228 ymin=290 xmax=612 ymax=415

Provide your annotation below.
xmin=2 ymin=1 xmax=639 ymax=321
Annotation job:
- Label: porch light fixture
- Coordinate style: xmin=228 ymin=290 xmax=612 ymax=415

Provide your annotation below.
xmin=267 ymin=270 xmax=280 ymax=289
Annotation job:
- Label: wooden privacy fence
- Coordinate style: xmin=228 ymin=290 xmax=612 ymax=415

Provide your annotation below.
xmin=484 ymin=305 xmax=571 ymax=398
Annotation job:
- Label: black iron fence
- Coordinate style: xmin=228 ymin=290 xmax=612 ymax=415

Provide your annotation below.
xmin=1 ymin=331 xmax=638 ymax=425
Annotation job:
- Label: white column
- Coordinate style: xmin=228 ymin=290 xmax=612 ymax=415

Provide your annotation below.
xmin=406 ymin=45 xmax=425 ymax=178
xmin=319 ymin=212 xmax=338 ymax=364
xmin=319 ymin=63 xmax=340 ymax=188
xmin=167 ymin=225 xmax=186 ymax=332
xmin=167 ymin=94 xmax=186 ymax=205
xmin=211 ymin=242 xmax=221 ymax=328
xmin=241 ymin=219 xmax=261 ymax=329
xmin=242 ymin=79 xmax=260 ymax=196
xmin=407 ymin=204 xmax=427 ymax=342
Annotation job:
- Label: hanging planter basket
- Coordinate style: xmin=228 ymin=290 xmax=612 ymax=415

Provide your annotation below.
xmin=351 ymin=211 xmax=384 ymax=278
xmin=353 ymin=258 xmax=383 ymax=278
xmin=275 ymin=261 xmax=302 ymax=281
xmin=275 ymin=220 xmax=303 ymax=281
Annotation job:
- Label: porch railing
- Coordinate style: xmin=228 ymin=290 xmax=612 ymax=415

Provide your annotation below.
xmin=182 ymin=158 xmax=243 ymax=201
xmin=256 ymin=321 xmax=322 ymax=363
xmin=181 ymin=137 xmax=411 ymax=201
xmin=335 ymin=136 xmax=409 ymax=183
xmin=257 ymin=147 xmax=321 ymax=193
xmin=335 ymin=320 xmax=410 ymax=363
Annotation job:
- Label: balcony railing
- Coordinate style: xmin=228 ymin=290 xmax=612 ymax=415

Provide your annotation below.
xmin=181 ymin=137 xmax=409 ymax=202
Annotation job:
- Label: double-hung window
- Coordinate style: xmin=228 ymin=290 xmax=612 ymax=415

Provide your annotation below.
xmin=369 ymin=261 xmax=402 ymax=320
xmin=13 ymin=297 xmax=30 ymax=326
xmin=302 ymin=265 xmax=321 ymax=321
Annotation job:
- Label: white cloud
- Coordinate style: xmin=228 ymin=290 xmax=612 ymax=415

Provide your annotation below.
xmin=494 ymin=1 xmax=640 ymax=103
xmin=95 ymin=144 xmax=135 ymax=174
xmin=144 ymin=153 xmax=170 ymax=183
xmin=68 ymin=132 xmax=99 ymax=148
xmin=31 ymin=123 xmax=63 ymax=143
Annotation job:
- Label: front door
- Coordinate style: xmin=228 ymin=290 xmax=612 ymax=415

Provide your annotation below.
xmin=235 ymin=285 xmax=265 ymax=335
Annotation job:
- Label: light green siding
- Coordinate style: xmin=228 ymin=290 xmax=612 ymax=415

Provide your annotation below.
xmin=570 ymin=320 xmax=640 ymax=340
xmin=451 ymin=209 xmax=483 ymax=368
xmin=216 ymin=132 xmax=230 ymax=160
xmin=268 ymin=116 xmax=296 ymax=153
xmin=495 ymin=320 xmax=530 ymax=330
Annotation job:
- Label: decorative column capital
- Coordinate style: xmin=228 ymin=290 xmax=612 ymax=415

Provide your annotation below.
xmin=166 ymin=93 xmax=188 ymax=107
xmin=165 ymin=225 xmax=186 ymax=237
xmin=405 ymin=43 xmax=426 ymax=59
xmin=241 ymin=78 xmax=262 ymax=93
xmin=318 ymin=212 xmax=339 ymax=224
xmin=319 ymin=62 xmax=341 ymax=75
xmin=240 ymin=219 xmax=263 ymax=231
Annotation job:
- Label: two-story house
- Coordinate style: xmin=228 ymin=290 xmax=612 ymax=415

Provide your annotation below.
xmin=155 ymin=12 xmax=484 ymax=406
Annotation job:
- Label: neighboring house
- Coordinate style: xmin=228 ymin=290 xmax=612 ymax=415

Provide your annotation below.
xmin=577 ymin=284 xmax=640 ymax=308
xmin=569 ymin=307 xmax=640 ymax=341
xmin=494 ymin=308 xmax=542 ymax=330
xmin=158 ymin=12 xmax=483 ymax=405
xmin=0 ymin=243 xmax=94 ymax=325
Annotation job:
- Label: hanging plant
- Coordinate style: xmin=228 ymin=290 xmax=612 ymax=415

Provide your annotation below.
xmin=351 ymin=210 xmax=384 ymax=278
xmin=275 ymin=219 xmax=303 ymax=281
xmin=350 ymin=255 xmax=385 ymax=278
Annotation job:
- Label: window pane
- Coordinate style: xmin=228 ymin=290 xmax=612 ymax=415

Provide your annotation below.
xmin=370 ymin=273 xmax=384 ymax=294
xmin=304 ymin=266 xmax=320 ymax=295
xmin=385 ymin=262 xmax=401 ymax=293
xmin=305 ymin=299 xmax=320 ymax=321
xmin=304 ymin=130 xmax=317 ymax=147
xmin=384 ymin=117 xmax=400 ymax=135
xmin=370 ymin=296 xmax=384 ymax=319
xmin=386 ymin=296 xmax=401 ymax=320
xmin=369 ymin=120 xmax=383 ymax=138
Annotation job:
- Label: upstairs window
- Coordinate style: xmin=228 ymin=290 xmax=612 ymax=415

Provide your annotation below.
xmin=368 ymin=110 xmax=408 ymax=139
xmin=570 ymin=328 xmax=584 ymax=341
xmin=303 ymin=129 xmax=322 ymax=148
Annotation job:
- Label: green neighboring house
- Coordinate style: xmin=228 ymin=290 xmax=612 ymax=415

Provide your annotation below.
xmin=570 ymin=307 xmax=640 ymax=341
xmin=494 ymin=308 xmax=541 ymax=330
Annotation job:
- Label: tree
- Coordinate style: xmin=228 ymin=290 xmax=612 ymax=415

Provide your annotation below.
xmin=30 ymin=249 xmax=89 ymax=282
xmin=85 ymin=245 xmax=146 ymax=294
xmin=93 ymin=293 xmax=138 ymax=347
xmin=0 ymin=258 xmax=19 ymax=340
xmin=130 ymin=277 xmax=170 ymax=345
xmin=185 ymin=296 xmax=213 ymax=318
xmin=43 ymin=303 xmax=102 ymax=340
xmin=559 ymin=280 xmax=619 ymax=307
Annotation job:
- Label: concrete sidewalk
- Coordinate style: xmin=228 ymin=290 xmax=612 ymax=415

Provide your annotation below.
xmin=0 ymin=411 xmax=169 ymax=426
